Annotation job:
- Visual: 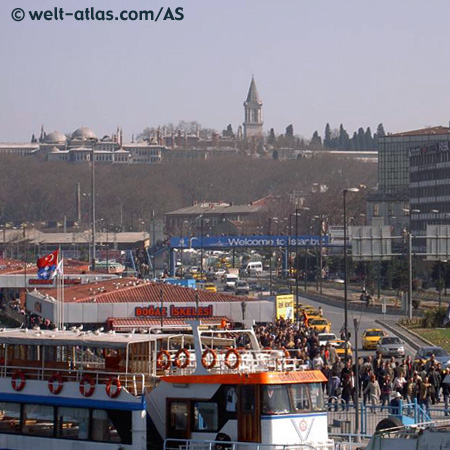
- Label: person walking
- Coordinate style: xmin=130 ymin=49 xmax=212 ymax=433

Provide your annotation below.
xmin=380 ymin=375 xmax=392 ymax=410
xmin=363 ymin=374 xmax=381 ymax=412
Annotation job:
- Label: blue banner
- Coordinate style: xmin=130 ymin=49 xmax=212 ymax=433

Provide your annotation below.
xmin=170 ymin=235 xmax=328 ymax=249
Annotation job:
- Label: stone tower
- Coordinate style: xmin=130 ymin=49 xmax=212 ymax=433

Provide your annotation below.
xmin=243 ymin=77 xmax=263 ymax=139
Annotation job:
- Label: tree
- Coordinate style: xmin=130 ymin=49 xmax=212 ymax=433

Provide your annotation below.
xmin=324 ymin=123 xmax=332 ymax=148
xmin=376 ymin=123 xmax=386 ymax=138
xmin=364 ymin=127 xmax=373 ymax=150
xmin=310 ymin=131 xmax=322 ymax=149
xmin=286 ymin=124 xmax=294 ymax=138
xmin=267 ymin=128 xmax=276 ymax=145
xmin=338 ymin=124 xmax=350 ymax=150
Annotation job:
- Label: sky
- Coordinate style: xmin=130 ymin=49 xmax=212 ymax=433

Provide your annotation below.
xmin=2 ymin=0 xmax=450 ymax=141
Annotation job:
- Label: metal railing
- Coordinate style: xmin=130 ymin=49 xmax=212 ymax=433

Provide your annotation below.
xmin=0 ymin=364 xmax=147 ymax=396
xmin=163 ymin=438 xmax=327 ymax=450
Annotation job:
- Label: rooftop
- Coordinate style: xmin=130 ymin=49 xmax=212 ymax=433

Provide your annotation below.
xmin=387 ymin=126 xmax=450 ymax=137
xmin=36 ymin=277 xmax=251 ymax=304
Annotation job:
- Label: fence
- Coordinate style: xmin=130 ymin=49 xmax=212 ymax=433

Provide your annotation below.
xmin=328 ymin=397 xmax=432 ymax=439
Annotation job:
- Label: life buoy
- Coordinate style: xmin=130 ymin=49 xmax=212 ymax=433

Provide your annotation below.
xmin=48 ymin=373 xmax=64 ymax=395
xmin=174 ymin=348 xmax=190 ymax=369
xmin=79 ymin=374 xmax=95 ymax=397
xmin=106 ymin=377 xmax=122 ymax=399
xmin=282 ymin=347 xmax=290 ymax=359
xmin=156 ymin=350 xmax=171 ymax=370
xmin=224 ymin=348 xmax=241 ymax=370
xmin=202 ymin=349 xmax=217 ymax=369
xmin=264 ymin=347 xmax=272 ymax=351
xmin=11 ymin=370 xmax=25 ymax=392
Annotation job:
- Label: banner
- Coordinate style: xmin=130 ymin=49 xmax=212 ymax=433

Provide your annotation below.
xmin=276 ymin=294 xmax=294 ymax=320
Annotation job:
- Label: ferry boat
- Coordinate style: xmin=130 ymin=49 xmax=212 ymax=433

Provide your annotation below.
xmin=0 ymin=323 xmax=333 ymax=450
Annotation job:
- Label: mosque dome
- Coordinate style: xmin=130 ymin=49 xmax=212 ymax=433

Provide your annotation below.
xmin=71 ymin=126 xmax=97 ymax=141
xmin=45 ymin=131 xmax=67 ymax=144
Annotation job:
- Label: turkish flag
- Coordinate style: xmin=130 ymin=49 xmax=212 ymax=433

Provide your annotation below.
xmin=37 ymin=250 xmax=59 ymax=269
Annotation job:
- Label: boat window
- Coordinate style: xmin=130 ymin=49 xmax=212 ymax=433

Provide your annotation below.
xmin=261 ymin=385 xmax=290 ymax=415
xmin=22 ymin=404 xmax=54 ymax=437
xmin=56 ymin=407 xmax=89 ymax=440
xmin=169 ymin=402 xmax=189 ymax=431
xmin=240 ymin=386 xmax=256 ymax=413
xmin=92 ymin=409 xmax=121 ymax=443
xmin=309 ymin=383 xmax=325 ymax=411
xmin=193 ymin=402 xmax=218 ymax=431
xmin=0 ymin=402 xmax=21 ymax=433
xmin=291 ymin=384 xmax=311 ymax=411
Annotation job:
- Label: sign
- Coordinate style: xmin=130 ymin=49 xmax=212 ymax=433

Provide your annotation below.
xmin=170 ymin=235 xmax=328 ymax=249
xmin=276 ymin=294 xmax=294 ymax=320
xmin=135 ymin=304 xmax=213 ymax=318
xmin=28 ymin=277 xmax=82 ymax=286
xmin=350 ymin=226 xmax=392 ymax=261
xmin=426 ymin=225 xmax=450 ymax=261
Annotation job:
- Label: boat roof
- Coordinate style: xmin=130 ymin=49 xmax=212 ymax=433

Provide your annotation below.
xmin=161 ymin=370 xmax=327 ymax=385
xmin=0 ymin=328 xmax=235 ymax=349
xmin=0 ymin=328 xmax=171 ymax=349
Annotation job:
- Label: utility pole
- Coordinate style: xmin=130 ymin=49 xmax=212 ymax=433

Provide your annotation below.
xmin=90 ymin=138 xmax=98 ymax=271
xmin=353 ymin=317 xmax=360 ymax=441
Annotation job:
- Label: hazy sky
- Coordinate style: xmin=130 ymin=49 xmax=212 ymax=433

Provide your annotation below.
xmin=2 ymin=0 xmax=450 ymax=141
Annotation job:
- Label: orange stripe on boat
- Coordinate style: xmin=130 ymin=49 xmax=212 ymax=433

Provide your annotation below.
xmin=161 ymin=370 xmax=327 ymax=385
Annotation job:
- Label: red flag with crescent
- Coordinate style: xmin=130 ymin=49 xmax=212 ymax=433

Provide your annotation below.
xmin=37 ymin=250 xmax=59 ymax=279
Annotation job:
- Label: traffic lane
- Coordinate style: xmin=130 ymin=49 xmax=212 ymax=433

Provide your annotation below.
xmin=299 ymin=295 xmax=416 ymax=359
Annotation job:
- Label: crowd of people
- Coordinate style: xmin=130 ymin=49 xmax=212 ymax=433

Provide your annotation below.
xmin=253 ymin=317 xmax=450 ymax=415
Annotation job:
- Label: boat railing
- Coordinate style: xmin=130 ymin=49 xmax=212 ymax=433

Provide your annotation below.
xmin=156 ymin=348 xmax=307 ymax=375
xmin=0 ymin=364 xmax=148 ymax=396
xmin=163 ymin=438 xmax=327 ymax=450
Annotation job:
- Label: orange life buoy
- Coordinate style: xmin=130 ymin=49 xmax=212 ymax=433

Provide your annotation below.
xmin=282 ymin=347 xmax=290 ymax=359
xmin=174 ymin=348 xmax=190 ymax=369
xmin=48 ymin=372 xmax=64 ymax=395
xmin=156 ymin=350 xmax=171 ymax=370
xmin=224 ymin=348 xmax=241 ymax=370
xmin=11 ymin=370 xmax=25 ymax=392
xmin=201 ymin=349 xmax=217 ymax=369
xmin=106 ymin=377 xmax=122 ymax=398
xmin=79 ymin=374 xmax=95 ymax=397
xmin=264 ymin=347 xmax=272 ymax=351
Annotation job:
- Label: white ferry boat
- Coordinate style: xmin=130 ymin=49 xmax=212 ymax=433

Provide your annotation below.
xmin=0 ymin=323 xmax=333 ymax=450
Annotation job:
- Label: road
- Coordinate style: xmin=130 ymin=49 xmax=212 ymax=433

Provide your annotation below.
xmin=297 ymin=293 xmax=418 ymax=359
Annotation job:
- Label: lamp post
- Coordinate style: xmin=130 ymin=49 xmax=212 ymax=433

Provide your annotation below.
xmin=439 ymin=260 xmax=448 ymax=308
xmin=343 ymin=187 xmax=359 ymax=361
xmin=89 ymin=137 xmax=98 ymax=271
xmin=293 ymin=207 xmax=309 ymax=321
xmin=353 ymin=317 xmax=360 ymax=441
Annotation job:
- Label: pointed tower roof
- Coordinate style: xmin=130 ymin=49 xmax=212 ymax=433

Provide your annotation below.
xmin=245 ymin=77 xmax=262 ymax=104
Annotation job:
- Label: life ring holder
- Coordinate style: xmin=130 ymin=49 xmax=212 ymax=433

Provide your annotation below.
xmin=48 ymin=372 xmax=64 ymax=395
xmin=79 ymin=374 xmax=95 ymax=397
xmin=11 ymin=370 xmax=25 ymax=392
xmin=202 ymin=349 xmax=217 ymax=369
xmin=156 ymin=350 xmax=171 ymax=370
xmin=224 ymin=348 xmax=241 ymax=370
xmin=174 ymin=349 xmax=190 ymax=369
xmin=106 ymin=377 xmax=122 ymax=399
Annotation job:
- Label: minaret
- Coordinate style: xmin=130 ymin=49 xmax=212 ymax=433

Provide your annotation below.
xmin=243 ymin=76 xmax=263 ymax=139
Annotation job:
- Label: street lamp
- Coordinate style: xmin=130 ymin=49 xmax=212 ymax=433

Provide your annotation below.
xmin=343 ymin=187 xmax=359 ymax=361
xmin=439 ymin=260 xmax=448 ymax=308
xmin=292 ymin=207 xmax=309 ymax=321
xmin=89 ymin=137 xmax=99 ymax=271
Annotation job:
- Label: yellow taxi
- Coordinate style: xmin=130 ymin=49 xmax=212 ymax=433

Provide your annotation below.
xmin=333 ymin=340 xmax=353 ymax=358
xmin=362 ymin=328 xmax=387 ymax=350
xmin=309 ymin=318 xmax=331 ymax=333
xmin=204 ymin=283 xmax=217 ymax=293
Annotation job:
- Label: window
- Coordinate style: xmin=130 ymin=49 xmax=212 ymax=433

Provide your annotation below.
xmin=92 ymin=409 xmax=121 ymax=443
xmin=291 ymin=384 xmax=310 ymax=411
xmin=0 ymin=402 xmax=20 ymax=433
xmin=56 ymin=407 xmax=89 ymax=440
xmin=193 ymin=402 xmax=218 ymax=431
xmin=309 ymin=383 xmax=325 ymax=411
xmin=373 ymin=203 xmax=380 ymax=217
xmin=169 ymin=402 xmax=188 ymax=431
xmin=261 ymin=385 xmax=290 ymax=415
xmin=22 ymin=404 xmax=54 ymax=437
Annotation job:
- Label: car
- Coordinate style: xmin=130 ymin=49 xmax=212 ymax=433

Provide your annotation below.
xmin=224 ymin=274 xmax=239 ymax=291
xmin=377 ymin=336 xmax=405 ymax=357
xmin=215 ymin=268 xmax=227 ymax=278
xmin=204 ymin=283 xmax=217 ymax=293
xmin=235 ymin=280 xmax=250 ymax=295
xmin=332 ymin=340 xmax=353 ymax=358
xmin=318 ymin=333 xmax=338 ymax=347
xmin=362 ymin=328 xmax=387 ymax=350
xmin=309 ymin=318 xmax=331 ymax=333
xmin=414 ymin=346 xmax=450 ymax=367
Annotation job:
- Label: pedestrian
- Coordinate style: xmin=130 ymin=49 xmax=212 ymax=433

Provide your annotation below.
xmin=419 ymin=376 xmax=432 ymax=413
xmin=341 ymin=372 xmax=354 ymax=411
xmin=380 ymin=375 xmax=392 ymax=410
xmin=441 ymin=368 xmax=450 ymax=416
xmin=363 ymin=374 xmax=381 ymax=412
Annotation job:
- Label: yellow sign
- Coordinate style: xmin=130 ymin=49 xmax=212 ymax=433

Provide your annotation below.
xmin=276 ymin=294 xmax=294 ymax=320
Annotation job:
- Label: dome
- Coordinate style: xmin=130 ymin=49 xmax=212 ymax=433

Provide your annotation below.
xmin=45 ymin=131 xmax=67 ymax=144
xmin=71 ymin=126 xmax=96 ymax=141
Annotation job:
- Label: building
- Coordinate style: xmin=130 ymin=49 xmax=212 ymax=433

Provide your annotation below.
xmin=366 ymin=126 xmax=450 ymax=236
xmin=243 ymin=77 xmax=263 ymax=139
xmin=165 ymin=201 xmax=267 ymax=236
xmin=409 ymin=140 xmax=450 ymax=251
xmin=0 ymin=126 xmax=164 ymax=165
xmin=25 ymin=278 xmax=274 ymax=329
